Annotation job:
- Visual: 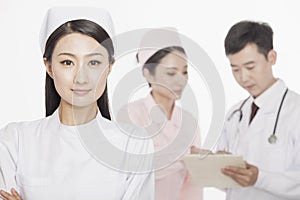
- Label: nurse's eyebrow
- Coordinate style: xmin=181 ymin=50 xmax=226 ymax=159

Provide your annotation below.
xmin=57 ymin=52 xmax=75 ymax=57
xmin=165 ymin=65 xmax=188 ymax=69
xmin=57 ymin=53 xmax=104 ymax=57
xmin=85 ymin=53 xmax=104 ymax=57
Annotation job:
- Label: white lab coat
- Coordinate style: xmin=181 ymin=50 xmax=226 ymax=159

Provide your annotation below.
xmin=218 ymin=79 xmax=300 ymax=200
xmin=0 ymin=109 xmax=154 ymax=200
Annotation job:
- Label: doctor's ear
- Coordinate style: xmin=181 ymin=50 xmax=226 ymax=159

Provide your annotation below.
xmin=44 ymin=58 xmax=53 ymax=79
xmin=267 ymin=50 xmax=277 ymax=65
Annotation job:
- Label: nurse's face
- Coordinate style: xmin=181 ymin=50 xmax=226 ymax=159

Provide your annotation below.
xmin=227 ymin=43 xmax=277 ymax=98
xmin=145 ymin=51 xmax=188 ymax=100
xmin=45 ymin=33 xmax=112 ymax=108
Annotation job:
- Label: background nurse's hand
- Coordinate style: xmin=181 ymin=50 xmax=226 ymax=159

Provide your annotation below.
xmin=190 ymin=146 xmax=213 ymax=154
xmin=216 ymin=150 xmax=231 ymax=154
xmin=0 ymin=188 xmax=22 ymax=200
xmin=221 ymin=161 xmax=258 ymax=187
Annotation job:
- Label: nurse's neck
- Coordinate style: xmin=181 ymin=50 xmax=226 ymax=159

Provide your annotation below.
xmin=151 ymin=91 xmax=175 ymax=120
xmin=58 ymin=101 xmax=98 ymax=126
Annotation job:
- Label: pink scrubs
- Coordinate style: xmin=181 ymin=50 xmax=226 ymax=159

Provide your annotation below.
xmin=118 ymin=94 xmax=203 ymax=200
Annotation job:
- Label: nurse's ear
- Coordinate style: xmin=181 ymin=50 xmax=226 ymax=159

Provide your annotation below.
xmin=107 ymin=58 xmax=115 ymax=75
xmin=44 ymin=58 xmax=54 ymax=79
xmin=143 ymin=68 xmax=154 ymax=84
xmin=267 ymin=49 xmax=277 ymax=65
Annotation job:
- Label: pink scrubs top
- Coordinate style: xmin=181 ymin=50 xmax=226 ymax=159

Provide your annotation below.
xmin=118 ymin=94 xmax=203 ymax=200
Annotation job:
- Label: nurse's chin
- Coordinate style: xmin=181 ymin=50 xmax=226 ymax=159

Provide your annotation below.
xmin=69 ymin=99 xmax=98 ymax=108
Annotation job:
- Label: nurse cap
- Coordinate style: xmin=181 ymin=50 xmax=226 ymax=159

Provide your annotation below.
xmin=39 ymin=6 xmax=115 ymax=54
xmin=137 ymin=27 xmax=182 ymax=67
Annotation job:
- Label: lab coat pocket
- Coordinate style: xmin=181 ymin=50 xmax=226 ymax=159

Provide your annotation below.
xmin=16 ymin=173 xmax=52 ymax=187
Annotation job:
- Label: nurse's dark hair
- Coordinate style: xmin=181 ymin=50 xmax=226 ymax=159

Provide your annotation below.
xmin=137 ymin=46 xmax=186 ymax=87
xmin=224 ymin=20 xmax=273 ymax=59
xmin=43 ymin=19 xmax=114 ymax=119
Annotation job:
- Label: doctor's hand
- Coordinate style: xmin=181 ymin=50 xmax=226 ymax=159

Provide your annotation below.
xmin=221 ymin=162 xmax=259 ymax=187
xmin=0 ymin=188 xmax=22 ymax=200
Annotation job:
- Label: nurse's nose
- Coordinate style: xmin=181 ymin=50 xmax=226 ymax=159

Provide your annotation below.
xmin=176 ymin=73 xmax=188 ymax=87
xmin=74 ymin=65 xmax=89 ymax=84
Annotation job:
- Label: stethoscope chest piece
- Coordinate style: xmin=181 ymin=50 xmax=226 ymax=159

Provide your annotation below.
xmin=268 ymin=134 xmax=277 ymax=144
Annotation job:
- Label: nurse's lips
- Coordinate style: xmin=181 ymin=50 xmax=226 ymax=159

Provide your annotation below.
xmin=71 ymin=89 xmax=92 ymax=95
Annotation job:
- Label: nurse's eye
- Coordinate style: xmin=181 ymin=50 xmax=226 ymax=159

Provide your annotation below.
xmin=167 ymin=72 xmax=176 ymax=76
xmin=183 ymin=71 xmax=188 ymax=75
xmin=60 ymin=60 xmax=74 ymax=66
xmin=89 ymin=60 xmax=101 ymax=66
xmin=247 ymin=66 xmax=255 ymax=70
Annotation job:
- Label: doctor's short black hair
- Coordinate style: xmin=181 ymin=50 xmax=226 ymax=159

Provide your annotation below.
xmin=224 ymin=20 xmax=274 ymax=58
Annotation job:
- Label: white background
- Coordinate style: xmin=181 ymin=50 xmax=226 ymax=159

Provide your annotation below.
xmin=1 ymin=0 xmax=300 ymax=199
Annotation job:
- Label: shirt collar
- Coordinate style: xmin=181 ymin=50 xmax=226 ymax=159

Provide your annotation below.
xmin=251 ymin=79 xmax=287 ymax=113
xmin=144 ymin=93 xmax=181 ymax=126
xmin=50 ymin=108 xmax=106 ymax=137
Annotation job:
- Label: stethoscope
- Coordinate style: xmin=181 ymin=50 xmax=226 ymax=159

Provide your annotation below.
xmin=227 ymin=88 xmax=289 ymax=144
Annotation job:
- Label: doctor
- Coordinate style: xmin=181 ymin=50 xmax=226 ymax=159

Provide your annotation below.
xmin=218 ymin=20 xmax=300 ymax=200
xmin=0 ymin=6 xmax=154 ymax=200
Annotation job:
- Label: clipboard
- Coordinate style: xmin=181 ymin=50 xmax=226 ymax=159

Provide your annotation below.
xmin=183 ymin=154 xmax=245 ymax=188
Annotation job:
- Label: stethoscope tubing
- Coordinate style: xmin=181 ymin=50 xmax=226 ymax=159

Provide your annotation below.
xmin=227 ymin=88 xmax=288 ymax=144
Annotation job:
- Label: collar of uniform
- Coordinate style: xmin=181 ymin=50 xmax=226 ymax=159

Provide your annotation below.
xmin=144 ymin=93 xmax=181 ymax=127
xmin=251 ymin=79 xmax=287 ymax=113
xmin=51 ymin=108 xmax=105 ymax=137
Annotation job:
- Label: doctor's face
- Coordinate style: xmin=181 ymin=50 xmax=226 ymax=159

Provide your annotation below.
xmin=45 ymin=33 xmax=112 ymax=108
xmin=227 ymin=43 xmax=277 ymax=98
xmin=145 ymin=51 xmax=188 ymax=100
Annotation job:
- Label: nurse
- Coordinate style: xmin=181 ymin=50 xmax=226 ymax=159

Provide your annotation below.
xmin=0 ymin=6 xmax=154 ymax=200
xmin=218 ymin=20 xmax=300 ymax=199
xmin=117 ymin=28 xmax=203 ymax=200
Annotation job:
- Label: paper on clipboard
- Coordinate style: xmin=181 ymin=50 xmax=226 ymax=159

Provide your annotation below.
xmin=183 ymin=154 xmax=245 ymax=188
